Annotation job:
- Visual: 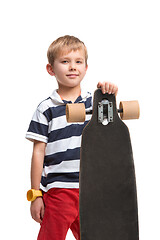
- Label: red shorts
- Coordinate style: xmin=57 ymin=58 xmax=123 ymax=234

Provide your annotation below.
xmin=37 ymin=188 xmax=80 ymax=240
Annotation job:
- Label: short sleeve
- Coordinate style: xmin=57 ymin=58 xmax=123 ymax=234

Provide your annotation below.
xmin=26 ymin=108 xmax=49 ymax=143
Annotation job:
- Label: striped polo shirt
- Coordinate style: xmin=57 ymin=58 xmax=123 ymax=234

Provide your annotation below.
xmin=26 ymin=89 xmax=92 ymax=192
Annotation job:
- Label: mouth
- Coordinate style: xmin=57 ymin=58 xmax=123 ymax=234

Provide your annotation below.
xmin=66 ymin=74 xmax=79 ymax=78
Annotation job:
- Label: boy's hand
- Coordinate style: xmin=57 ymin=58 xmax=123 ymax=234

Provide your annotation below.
xmin=97 ymin=82 xmax=118 ymax=96
xmin=30 ymin=197 xmax=45 ymax=224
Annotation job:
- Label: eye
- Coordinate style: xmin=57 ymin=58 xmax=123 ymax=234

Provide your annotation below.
xmin=61 ymin=60 xmax=68 ymax=64
xmin=76 ymin=60 xmax=83 ymax=64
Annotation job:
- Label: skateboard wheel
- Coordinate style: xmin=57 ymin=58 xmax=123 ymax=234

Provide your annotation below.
xmin=66 ymin=103 xmax=86 ymax=122
xmin=119 ymin=100 xmax=140 ymax=120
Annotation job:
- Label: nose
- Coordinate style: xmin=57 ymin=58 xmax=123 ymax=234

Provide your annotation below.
xmin=69 ymin=61 xmax=76 ymax=71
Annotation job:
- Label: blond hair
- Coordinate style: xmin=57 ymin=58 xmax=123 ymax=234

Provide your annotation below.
xmin=47 ymin=35 xmax=88 ymax=66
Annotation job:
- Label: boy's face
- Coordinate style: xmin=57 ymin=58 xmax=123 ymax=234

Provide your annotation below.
xmin=48 ymin=49 xmax=88 ymax=89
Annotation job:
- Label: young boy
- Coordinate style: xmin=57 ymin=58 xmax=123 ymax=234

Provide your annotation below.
xmin=26 ymin=35 xmax=118 ymax=240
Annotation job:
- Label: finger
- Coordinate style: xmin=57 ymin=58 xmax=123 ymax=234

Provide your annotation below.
xmin=111 ymin=84 xmax=116 ymax=94
xmin=115 ymin=85 xmax=118 ymax=96
xmin=97 ymin=82 xmax=106 ymax=94
xmin=40 ymin=205 xmax=45 ymax=220
xmin=97 ymin=82 xmax=102 ymax=88
xmin=34 ymin=212 xmax=42 ymax=224
xmin=112 ymin=85 xmax=118 ymax=95
xmin=99 ymin=82 xmax=105 ymax=94
xmin=31 ymin=208 xmax=42 ymax=224
xmin=109 ymin=82 xmax=117 ymax=94
xmin=105 ymin=82 xmax=110 ymax=93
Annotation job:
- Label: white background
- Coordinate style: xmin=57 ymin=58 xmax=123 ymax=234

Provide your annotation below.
xmin=1 ymin=0 xmax=160 ymax=239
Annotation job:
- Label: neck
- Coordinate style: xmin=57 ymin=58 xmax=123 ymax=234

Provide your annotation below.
xmin=57 ymin=84 xmax=81 ymax=102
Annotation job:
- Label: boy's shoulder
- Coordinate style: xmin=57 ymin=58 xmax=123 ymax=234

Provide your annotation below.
xmin=36 ymin=89 xmax=65 ymax=113
xmin=37 ymin=97 xmax=52 ymax=113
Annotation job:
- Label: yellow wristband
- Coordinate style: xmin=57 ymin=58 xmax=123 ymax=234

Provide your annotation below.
xmin=27 ymin=189 xmax=42 ymax=202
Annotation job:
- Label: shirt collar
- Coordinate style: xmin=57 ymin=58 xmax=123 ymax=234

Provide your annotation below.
xmin=50 ymin=89 xmax=91 ymax=105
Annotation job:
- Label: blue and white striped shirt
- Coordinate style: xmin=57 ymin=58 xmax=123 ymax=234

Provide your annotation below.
xmin=26 ymin=89 xmax=92 ymax=192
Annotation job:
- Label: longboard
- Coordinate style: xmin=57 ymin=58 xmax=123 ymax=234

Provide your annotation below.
xmin=66 ymin=89 xmax=139 ymax=240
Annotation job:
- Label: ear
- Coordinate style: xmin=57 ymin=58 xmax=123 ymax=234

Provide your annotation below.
xmin=85 ymin=64 xmax=88 ymax=72
xmin=46 ymin=64 xmax=55 ymax=76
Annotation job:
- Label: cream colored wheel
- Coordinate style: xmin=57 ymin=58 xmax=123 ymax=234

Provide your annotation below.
xmin=66 ymin=103 xmax=86 ymax=122
xmin=119 ymin=101 xmax=140 ymax=120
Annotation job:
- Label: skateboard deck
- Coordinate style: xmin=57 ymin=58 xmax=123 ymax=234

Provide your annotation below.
xmin=79 ymin=89 xmax=139 ymax=240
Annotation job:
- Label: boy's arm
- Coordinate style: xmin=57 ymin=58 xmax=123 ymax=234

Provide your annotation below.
xmin=30 ymin=140 xmax=46 ymax=223
xmin=31 ymin=140 xmax=46 ymax=189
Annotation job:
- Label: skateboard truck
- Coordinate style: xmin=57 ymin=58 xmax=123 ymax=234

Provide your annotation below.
xmin=98 ymin=100 xmax=113 ymax=124
xmin=66 ymin=96 xmax=140 ymax=123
